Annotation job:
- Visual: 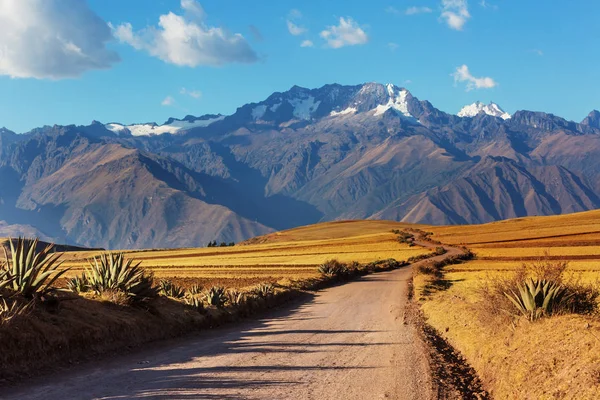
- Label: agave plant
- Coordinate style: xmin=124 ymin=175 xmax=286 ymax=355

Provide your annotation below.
xmin=204 ymin=286 xmax=227 ymax=308
xmin=159 ymin=279 xmax=185 ymax=299
xmin=86 ymin=253 xmax=158 ymax=302
xmin=184 ymin=295 xmax=205 ymax=312
xmin=318 ymin=259 xmax=348 ymax=278
xmin=2 ymin=237 xmax=67 ymax=298
xmin=226 ymin=289 xmax=246 ymax=306
xmin=0 ymin=270 xmax=14 ymax=292
xmin=188 ymin=284 xmax=203 ymax=296
xmin=65 ymin=276 xmax=90 ymax=293
xmin=0 ymin=298 xmax=32 ymax=326
xmin=252 ymin=283 xmax=275 ymax=299
xmin=504 ymin=279 xmax=571 ymax=321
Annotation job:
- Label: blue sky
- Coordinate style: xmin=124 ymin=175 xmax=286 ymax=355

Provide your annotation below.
xmin=0 ymin=0 xmax=598 ymax=133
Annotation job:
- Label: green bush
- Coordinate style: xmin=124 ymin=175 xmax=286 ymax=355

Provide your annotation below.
xmin=159 ymin=279 xmax=185 ymax=299
xmin=504 ymin=279 xmax=570 ymax=321
xmin=1 ymin=238 xmax=68 ymax=299
xmin=318 ymin=259 xmax=348 ymax=278
xmin=86 ymin=253 xmax=158 ymax=303
xmin=252 ymin=283 xmax=275 ymax=298
xmin=65 ymin=276 xmax=90 ymax=293
xmin=204 ymin=286 xmax=227 ymax=307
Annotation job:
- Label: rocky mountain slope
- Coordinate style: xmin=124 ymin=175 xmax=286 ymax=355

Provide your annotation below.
xmin=1 ymin=82 xmax=599 ymax=248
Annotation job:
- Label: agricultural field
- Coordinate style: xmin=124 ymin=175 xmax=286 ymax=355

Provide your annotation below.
xmin=415 ymin=210 xmax=600 ymax=399
xmin=58 ymin=220 xmax=432 ymax=290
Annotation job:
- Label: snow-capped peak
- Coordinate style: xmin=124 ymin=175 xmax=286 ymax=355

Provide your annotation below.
xmin=105 ymin=115 xmax=225 ymax=136
xmin=458 ymin=101 xmax=511 ymax=120
xmin=373 ymin=84 xmax=413 ymax=118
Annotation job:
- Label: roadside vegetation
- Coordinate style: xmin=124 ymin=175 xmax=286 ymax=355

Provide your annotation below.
xmin=414 ymin=212 xmax=600 ymax=399
xmin=0 ymin=227 xmax=429 ymax=383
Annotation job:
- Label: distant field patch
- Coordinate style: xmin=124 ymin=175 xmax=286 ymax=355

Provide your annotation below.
xmin=59 ymin=227 xmax=431 ymax=289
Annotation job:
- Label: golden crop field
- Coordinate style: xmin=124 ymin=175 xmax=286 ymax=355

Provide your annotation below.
xmin=59 ymin=220 xmax=431 ymax=289
xmin=418 ymin=210 xmax=600 ymax=399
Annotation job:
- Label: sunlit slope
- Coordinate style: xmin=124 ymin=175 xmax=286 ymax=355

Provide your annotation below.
xmin=58 ymin=220 xmax=432 ymax=285
xmin=429 ymin=209 xmax=600 ymax=246
xmin=243 ymin=220 xmax=428 ymax=244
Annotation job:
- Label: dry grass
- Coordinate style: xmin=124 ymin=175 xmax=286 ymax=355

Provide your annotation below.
xmin=56 ymin=227 xmax=431 ymax=288
xmin=0 ymin=220 xmax=426 ymax=382
xmin=415 ymin=210 xmax=600 ymax=399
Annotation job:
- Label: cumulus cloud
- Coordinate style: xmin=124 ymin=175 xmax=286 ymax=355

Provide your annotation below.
xmin=161 ymin=96 xmax=175 ymax=106
xmin=406 ymin=6 xmax=433 ymax=15
xmin=452 ymin=65 xmax=497 ymax=91
xmin=287 ymin=20 xmax=306 ymax=36
xmin=320 ymin=17 xmax=368 ymax=49
xmin=441 ymin=0 xmax=471 ymax=30
xmin=113 ymin=0 xmax=257 ymax=67
xmin=301 ymin=40 xmax=314 ymax=48
xmin=0 ymin=0 xmax=119 ymax=80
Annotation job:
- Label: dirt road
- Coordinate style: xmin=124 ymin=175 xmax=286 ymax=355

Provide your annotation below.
xmin=6 ymin=241 xmax=457 ymax=400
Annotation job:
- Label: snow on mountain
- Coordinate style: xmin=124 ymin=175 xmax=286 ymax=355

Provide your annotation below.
xmin=330 ymin=107 xmax=357 ymax=116
xmin=105 ymin=115 xmax=225 ymax=136
xmin=290 ymin=96 xmax=321 ymax=120
xmin=458 ymin=101 xmax=511 ymax=120
xmin=373 ymin=84 xmax=413 ymax=118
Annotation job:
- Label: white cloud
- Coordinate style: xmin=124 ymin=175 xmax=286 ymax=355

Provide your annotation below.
xmin=0 ymin=0 xmax=119 ymax=80
xmin=113 ymin=0 xmax=257 ymax=67
xmin=441 ymin=0 xmax=471 ymax=30
xmin=320 ymin=17 xmax=368 ymax=49
xmin=385 ymin=6 xmax=402 ymax=15
xmin=387 ymin=42 xmax=399 ymax=51
xmin=287 ymin=20 xmax=306 ymax=36
xmin=406 ymin=6 xmax=433 ymax=15
xmin=180 ymin=88 xmax=202 ymax=98
xmin=301 ymin=40 xmax=314 ymax=48
xmin=452 ymin=65 xmax=497 ymax=91
xmin=162 ymin=96 xmax=175 ymax=106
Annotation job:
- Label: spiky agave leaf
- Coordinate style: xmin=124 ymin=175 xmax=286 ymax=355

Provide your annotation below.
xmin=86 ymin=253 xmax=158 ymax=303
xmin=2 ymin=237 xmax=68 ymax=298
xmin=252 ymin=283 xmax=275 ymax=299
xmin=204 ymin=286 xmax=227 ymax=307
xmin=0 ymin=298 xmax=33 ymax=326
xmin=158 ymin=279 xmax=185 ymax=299
xmin=504 ymin=278 xmax=570 ymax=321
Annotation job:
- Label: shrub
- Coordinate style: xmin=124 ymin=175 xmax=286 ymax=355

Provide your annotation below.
xmin=188 ymin=284 xmax=203 ymax=295
xmin=504 ymin=279 xmax=571 ymax=321
xmin=86 ymin=253 xmax=158 ymax=303
xmin=204 ymin=286 xmax=227 ymax=307
xmin=226 ymin=289 xmax=246 ymax=306
xmin=479 ymin=259 xmax=599 ymax=323
xmin=159 ymin=279 xmax=185 ymax=299
xmin=0 ymin=298 xmax=32 ymax=326
xmin=184 ymin=295 xmax=205 ymax=312
xmin=434 ymin=247 xmax=447 ymax=256
xmin=252 ymin=283 xmax=275 ymax=299
xmin=318 ymin=259 xmax=348 ymax=278
xmin=1 ymin=238 xmax=68 ymax=299
xmin=65 ymin=276 xmax=90 ymax=293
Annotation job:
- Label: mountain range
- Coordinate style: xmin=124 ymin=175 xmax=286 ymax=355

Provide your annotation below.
xmin=1 ymin=82 xmax=599 ymax=249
